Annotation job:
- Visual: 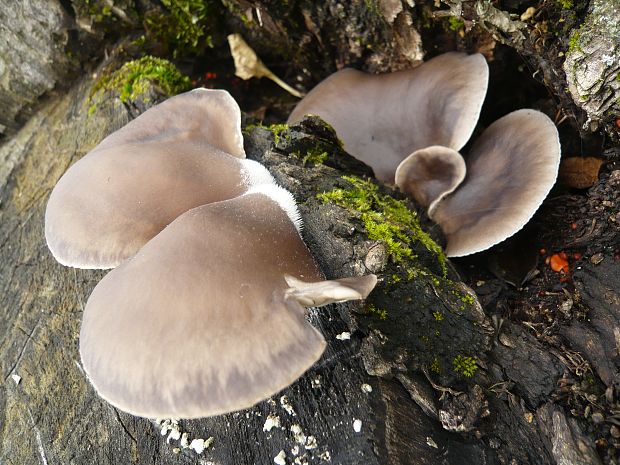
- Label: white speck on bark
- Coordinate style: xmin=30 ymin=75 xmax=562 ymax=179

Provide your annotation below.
xmin=263 ymin=414 xmax=281 ymax=432
xmin=274 ymin=450 xmax=287 ymax=465
xmin=361 ymin=383 xmax=372 ymax=393
xmin=426 ymin=436 xmax=439 ymax=448
xmin=291 ymin=424 xmax=306 ymax=444
xmin=353 ymin=419 xmax=362 ymax=432
xmin=305 ymin=435 xmax=318 ymax=450
xmin=280 ymin=395 xmax=296 ymax=416
xmin=335 ymin=332 xmax=351 ymax=340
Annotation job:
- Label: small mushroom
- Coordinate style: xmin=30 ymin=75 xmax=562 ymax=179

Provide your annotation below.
xmin=45 ymin=89 xmax=274 ymax=269
xmin=428 ymin=109 xmax=561 ymax=257
xmin=287 ymin=52 xmax=488 ymax=182
xmin=394 ymin=146 xmax=466 ymax=217
xmin=80 ymin=185 xmax=377 ymax=418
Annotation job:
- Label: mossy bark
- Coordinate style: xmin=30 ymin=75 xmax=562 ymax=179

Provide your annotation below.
xmin=2 ymin=1 xmax=619 ymax=464
xmin=1 ymin=67 xmax=611 ymax=464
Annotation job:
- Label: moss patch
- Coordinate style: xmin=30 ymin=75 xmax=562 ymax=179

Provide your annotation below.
xmin=366 ymin=303 xmax=389 ymax=320
xmin=144 ymin=0 xmax=218 ymax=57
xmin=453 ymin=355 xmax=478 ymax=378
xmin=317 ymin=176 xmax=447 ymax=276
xmin=89 ymin=56 xmax=191 ymax=114
xmin=556 ymin=0 xmax=574 ymax=9
xmin=292 ymin=147 xmax=328 ymax=166
xmin=447 ymin=16 xmax=465 ymax=31
xmin=567 ymin=25 xmax=583 ymax=53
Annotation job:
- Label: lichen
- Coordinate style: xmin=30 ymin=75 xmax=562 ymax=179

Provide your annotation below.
xmin=88 ymin=56 xmax=191 ymax=114
xmin=453 ymin=355 xmax=478 ymax=378
xmin=317 ymin=176 xmax=447 ymax=276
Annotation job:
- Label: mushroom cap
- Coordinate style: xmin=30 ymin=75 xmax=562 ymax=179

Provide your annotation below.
xmin=45 ymin=88 xmax=273 ymax=269
xmin=45 ymin=141 xmax=274 ymax=269
xmin=94 ymin=88 xmax=246 ymax=158
xmin=394 ymin=145 xmax=466 ymax=217
xmin=287 ymin=52 xmax=488 ymax=183
xmin=431 ymin=109 xmax=561 ymax=257
xmin=80 ymin=186 xmax=327 ymax=419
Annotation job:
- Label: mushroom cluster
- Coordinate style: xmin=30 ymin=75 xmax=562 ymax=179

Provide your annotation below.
xmin=289 ymin=52 xmax=561 ymax=257
xmin=46 ymin=88 xmax=377 ymax=419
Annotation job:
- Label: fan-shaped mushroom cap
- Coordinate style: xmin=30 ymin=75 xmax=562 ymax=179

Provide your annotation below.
xmin=80 ymin=185 xmax=376 ymax=418
xmin=288 ymin=52 xmax=488 ymax=183
xmin=431 ymin=109 xmax=561 ymax=257
xmin=394 ymin=146 xmax=466 ymax=217
xmin=45 ymin=89 xmax=272 ymax=269
xmin=94 ymin=88 xmax=245 ymax=158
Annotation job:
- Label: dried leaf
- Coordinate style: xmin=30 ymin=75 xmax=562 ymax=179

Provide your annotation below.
xmin=227 ymin=34 xmax=304 ymax=98
xmin=558 ymin=157 xmax=603 ymax=189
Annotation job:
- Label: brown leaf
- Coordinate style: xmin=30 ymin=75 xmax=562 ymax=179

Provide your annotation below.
xmin=558 ymin=157 xmax=604 ymax=189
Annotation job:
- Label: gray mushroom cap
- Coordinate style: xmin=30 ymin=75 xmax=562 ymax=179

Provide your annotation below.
xmin=93 ymin=88 xmax=245 ymax=158
xmin=394 ymin=146 xmax=466 ymax=217
xmin=288 ymin=52 xmax=488 ymax=183
xmin=45 ymin=89 xmax=271 ymax=269
xmin=431 ymin=109 xmax=561 ymax=257
xmin=79 ymin=185 xmax=376 ymax=419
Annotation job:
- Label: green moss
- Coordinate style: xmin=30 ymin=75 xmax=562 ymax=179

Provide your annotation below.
xmin=447 ymin=16 xmax=465 ymax=31
xmin=269 ymin=123 xmax=289 ymax=145
xmin=567 ymin=26 xmax=582 ymax=54
xmin=89 ymin=56 xmax=191 ymax=114
xmin=430 ymin=357 xmax=442 ymax=374
xmin=144 ymin=0 xmax=217 ymax=57
xmin=366 ymin=303 xmax=388 ymax=320
xmin=317 ymin=176 xmax=447 ymax=275
xmin=432 ymin=310 xmax=444 ymax=321
xmin=556 ymin=0 xmax=574 ymax=9
xmin=75 ymin=0 xmax=114 ymax=24
xmin=292 ymin=147 xmax=328 ymax=166
xmin=453 ymin=355 xmax=478 ymax=378
xmin=363 ymin=0 xmax=382 ymax=19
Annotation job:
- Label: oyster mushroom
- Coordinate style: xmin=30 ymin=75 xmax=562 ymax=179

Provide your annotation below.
xmin=288 ymin=52 xmax=488 ymax=182
xmin=79 ymin=185 xmax=377 ymax=418
xmin=401 ymin=109 xmax=561 ymax=257
xmin=45 ymin=88 xmax=273 ymax=269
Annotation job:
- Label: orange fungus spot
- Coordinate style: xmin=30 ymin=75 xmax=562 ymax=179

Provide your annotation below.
xmin=550 ymin=253 xmax=569 ymax=273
